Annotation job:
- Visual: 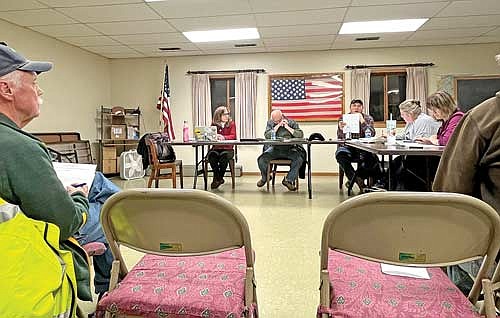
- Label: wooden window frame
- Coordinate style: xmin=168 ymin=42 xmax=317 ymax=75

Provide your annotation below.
xmin=209 ymin=75 xmax=235 ymax=114
xmin=369 ymin=68 xmax=407 ymax=128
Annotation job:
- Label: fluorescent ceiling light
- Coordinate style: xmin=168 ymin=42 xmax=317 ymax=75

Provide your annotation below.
xmin=339 ymin=19 xmax=428 ymax=34
xmin=183 ymin=28 xmax=260 ymax=43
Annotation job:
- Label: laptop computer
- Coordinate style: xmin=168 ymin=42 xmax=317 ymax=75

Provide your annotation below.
xmin=193 ymin=126 xmax=217 ymax=141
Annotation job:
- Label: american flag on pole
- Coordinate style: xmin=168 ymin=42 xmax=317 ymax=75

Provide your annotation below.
xmin=270 ymin=74 xmax=343 ymax=121
xmin=156 ymin=64 xmax=175 ymax=139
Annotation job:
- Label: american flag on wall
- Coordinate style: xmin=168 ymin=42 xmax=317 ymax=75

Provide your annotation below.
xmin=270 ymin=74 xmax=343 ymax=121
xmin=156 ymin=64 xmax=175 ymax=139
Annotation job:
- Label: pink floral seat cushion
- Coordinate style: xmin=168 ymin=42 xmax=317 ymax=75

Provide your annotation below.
xmin=319 ymin=250 xmax=480 ymax=318
xmin=97 ymin=247 xmax=255 ymax=318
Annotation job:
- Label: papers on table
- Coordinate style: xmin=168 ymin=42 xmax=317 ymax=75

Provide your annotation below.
xmin=52 ymin=162 xmax=96 ymax=188
xmin=395 ymin=141 xmax=436 ymax=148
xmin=342 ymin=114 xmax=360 ymax=134
xmin=358 ymin=137 xmax=380 ymax=143
xmin=381 ymin=263 xmax=430 ymax=279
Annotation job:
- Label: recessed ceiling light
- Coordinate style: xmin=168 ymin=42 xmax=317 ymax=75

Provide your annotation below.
xmin=339 ymin=19 xmax=428 ymax=34
xmin=183 ymin=28 xmax=260 ymax=43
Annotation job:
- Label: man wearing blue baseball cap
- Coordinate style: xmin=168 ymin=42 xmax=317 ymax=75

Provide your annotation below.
xmin=0 ymin=44 xmax=92 ymax=316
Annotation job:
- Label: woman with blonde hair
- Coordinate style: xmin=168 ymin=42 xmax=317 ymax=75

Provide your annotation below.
xmin=207 ymin=105 xmax=236 ymax=189
xmin=416 ymin=91 xmax=464 ymax=146
xmin=398 ymin=99 xmax=441 ymax=140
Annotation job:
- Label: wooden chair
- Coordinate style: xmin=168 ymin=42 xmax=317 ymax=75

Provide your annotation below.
xmin=146 ymin=139 xmax=183 ymax=188
xmin=203 ymin=146 xmax=237 ymax=190
xmin=318 ymin=192 xmax=500 ymax=318
xmin=96 ymin=189 xmax=258 ymax=318
xmin=266 ymin=159 xmax=299 ymax=191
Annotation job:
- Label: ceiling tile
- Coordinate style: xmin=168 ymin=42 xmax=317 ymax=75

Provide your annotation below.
xmin=335 ymin=32 xmax=412 ymax=42
xmin=100 ymin=52 xmax=145 ymax=58
xmin=409 ymin=27 xmax=495 ymax=40
xmin=0 ymin=0 xmax=48 ymax=11
xmin=255 ymin=8 xmax=347 ymax=27
xmin=351 ymin=0 xmax=446 ymax=6
xmin=82 ymin=45 xmax=138 ymax=54
xmin=260 ymin=23 xmax=341 ymax=38
xmin=248 ymin=0 xmax=349 ymax=13
xmin=57 ymin=4 xmax=159 ymax=23
xmin=59 ymin=35 xmax=120 ymax=46
xmin=344 ymin=2 xmax=448 ymax=21
xmin=332 ymin=40 xmax=402 ymax=49
xmin=194 ymin=40 xmax=264 ymax=50
xmin=88 ymin=20 xmax=176 ymax=35
xmin=400 ymin=37 xmax=475 ymax=47
xmin=130 ymin=43 xmax=200 ymax=53
xmin=111 ymin=32 xmax=189 ymax=45
xmin=167 ymin=14 xmax=256 ymax=32
xmin=148 ymin=0 xmax=252 ymax=19
xmin=437 ymin=0 xmax=500 ymax=17
xmin=147 ymin=50 xmax=203 ymax=57
xmin=266 ymin=44 xmax=331 ymax=52
xmin=263 ymin=35 xmax=334 ymax=47
xmin=39 ymin=0 xmax=142 ymax=6
xmin=30 ymin=24 xmax=99 ymax=37
xmin=0 ymin=9 xmax=76 ymax=26
xmin=421 ymin=15 xmax=500 ymax=30
xmin=484 ymin=26 xmax=500 ymax=36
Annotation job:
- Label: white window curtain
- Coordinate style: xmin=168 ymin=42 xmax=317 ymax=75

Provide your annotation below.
xmin=235 ymin=72 xmax=257 ymax=138
xmin=191 ymin=74 xmax=212 ymax=126
xmin=406 ymin=67 xmax=428 ymax=113
xmin=350 ymin=69 xmax=371 ymax=113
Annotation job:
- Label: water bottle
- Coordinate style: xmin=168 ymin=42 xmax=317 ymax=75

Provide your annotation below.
xmin=365 ymin=128 xmax=372 ymax=138
xmin=271 ymin=130 xmax=276 ymax=140
xmin=182 ymin=120 xmax=189 ymax=142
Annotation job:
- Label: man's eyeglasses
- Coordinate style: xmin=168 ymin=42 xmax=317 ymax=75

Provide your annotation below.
xmin=223 ymin=112 xmax=230 ymax=115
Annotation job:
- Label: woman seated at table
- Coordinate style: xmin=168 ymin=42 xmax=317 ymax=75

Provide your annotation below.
xmin=390 ymin=99 xmax=441 ymax=190
xmin=416 ymin=91 xmax=465 ymax=146
xmin=207 ymin=105 xmax=236 ymax=189
xmin=394 ymin=92 xmax=464 ymax=190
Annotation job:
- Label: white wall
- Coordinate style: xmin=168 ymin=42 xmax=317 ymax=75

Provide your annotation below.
xmin=1 ymin=19 xmax=111 ymax=140
xmin=110 ymin=43 xmax=500 ymax=173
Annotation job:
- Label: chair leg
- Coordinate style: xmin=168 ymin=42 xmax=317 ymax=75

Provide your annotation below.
xmin=154 ymin=169 xmax=159 ymax=188
xmin=171 ymin=165 xmax=177 ymax=188
xmin=230 ymin=160 xmax=235 ymax=189
xmin=147 ymin=169 xmax=154 ymax=188
xmin=179 ymin=162 xmax=184 ymax=189
xmin=339 ymin=168 xmax=344 ymax=190
xmin=272 ymin=164 xmax=277 ymax=186
xmin=266 ymin=162 xmax=271 ymax=191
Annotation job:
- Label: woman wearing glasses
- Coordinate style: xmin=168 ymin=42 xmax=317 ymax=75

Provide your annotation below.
xmin=207 ymin=105 xmax=236 ymax=189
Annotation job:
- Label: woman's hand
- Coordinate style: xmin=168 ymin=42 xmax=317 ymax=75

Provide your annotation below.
xmin=216 ymin=134 xmax=225 ymax=141
xmin=415 ymin=135 xmax=438 ymax=145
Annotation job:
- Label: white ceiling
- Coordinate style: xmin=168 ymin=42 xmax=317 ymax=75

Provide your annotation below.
xmin=1 ymin=0 xmax=500 ymax=58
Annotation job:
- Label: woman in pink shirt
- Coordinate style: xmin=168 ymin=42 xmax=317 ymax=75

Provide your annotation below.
xmin=416 ymin=91 xmax=464 ymax=146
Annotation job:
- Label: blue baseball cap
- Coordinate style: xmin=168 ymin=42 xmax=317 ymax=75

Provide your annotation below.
xmin=0 ymin=44 xmax=52 ymax=77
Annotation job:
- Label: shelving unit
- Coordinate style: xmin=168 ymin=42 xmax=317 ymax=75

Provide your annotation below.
xmin=97 ymin=106 xmax=141 ymax=174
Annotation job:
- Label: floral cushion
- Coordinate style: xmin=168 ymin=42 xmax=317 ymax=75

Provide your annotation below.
xmin=319 ymin=250 xmax=479 ymax=318
xmin=96 ymin=247 xmax=255 ymax=318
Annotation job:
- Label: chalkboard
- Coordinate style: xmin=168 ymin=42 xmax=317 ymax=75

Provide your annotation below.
xmin=455 ymin=76 xmax=500 ymax=112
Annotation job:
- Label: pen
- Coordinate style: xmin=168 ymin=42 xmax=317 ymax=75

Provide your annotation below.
xmin=72 ymin=183 xmax=87 ymax=188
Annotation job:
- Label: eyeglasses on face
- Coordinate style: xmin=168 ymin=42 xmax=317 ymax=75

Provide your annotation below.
xmin=223 ymin=112 xmax=230 ymax=115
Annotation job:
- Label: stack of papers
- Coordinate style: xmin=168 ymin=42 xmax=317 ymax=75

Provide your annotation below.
xmin=381 ymin=263 xmax=430 ymax=279
xmin=52 ymin=162 xmax=96 ymax=188
xmin=395 ymin=141 xmax=436 ymax=148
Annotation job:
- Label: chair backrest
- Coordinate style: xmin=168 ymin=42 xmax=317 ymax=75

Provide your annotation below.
xmin=100 ymin=189 xmax=254 ymax=273
xmin=321 ymin=192 xmax=500 ymax=302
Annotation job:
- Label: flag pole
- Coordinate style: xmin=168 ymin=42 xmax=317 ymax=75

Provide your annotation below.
xmin=159 ymin=64 xmax=167 ymax=133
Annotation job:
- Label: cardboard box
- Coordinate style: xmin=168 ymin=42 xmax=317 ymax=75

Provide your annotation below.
xmin=111 ymin=125 xmax=126 ymax=139
xmin=102 ymin=146 xmax=116 ymax=160
xmin=102 ymin=159 xmax=117 ymax=174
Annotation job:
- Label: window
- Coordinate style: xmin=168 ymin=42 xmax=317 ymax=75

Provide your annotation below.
xmin=369 ymin=71 xmax=406 ymax=123
xmin=210 ymin=77 xmax=235 ymax=115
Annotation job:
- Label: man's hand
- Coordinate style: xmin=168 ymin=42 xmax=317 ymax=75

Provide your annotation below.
xmin=358 ymin=113 xmax=365 ymax=124
xmin=67 ymin=184 xmax=89 ymax=197
xmin=339 ymin=121 xmax=347 ymax=129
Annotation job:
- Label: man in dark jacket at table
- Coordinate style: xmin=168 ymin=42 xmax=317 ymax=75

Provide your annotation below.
xmin=257 ymin=109 xmax=305 ymax=191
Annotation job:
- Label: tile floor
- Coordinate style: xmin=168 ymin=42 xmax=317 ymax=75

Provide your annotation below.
xmin=80 ymin=174 xmax=354 ymax=318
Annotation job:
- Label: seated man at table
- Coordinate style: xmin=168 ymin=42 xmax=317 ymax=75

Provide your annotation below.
xmin=335 ymin=99 xmax=380 ymax=191
xmin=256 ymin=109 xmax=305 ymax=191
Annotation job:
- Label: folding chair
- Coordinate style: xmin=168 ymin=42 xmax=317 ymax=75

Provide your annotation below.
xmin=96 ymin=189 xmax=258 ymax=318
xmin=318 ymin=192 xmax=500 ymax=318
xmin=482 ymin=261 xmax=500 ymax=317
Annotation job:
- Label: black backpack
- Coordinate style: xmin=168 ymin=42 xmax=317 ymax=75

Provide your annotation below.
xmin=149 ymin=132 xmax=176 ymax=163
